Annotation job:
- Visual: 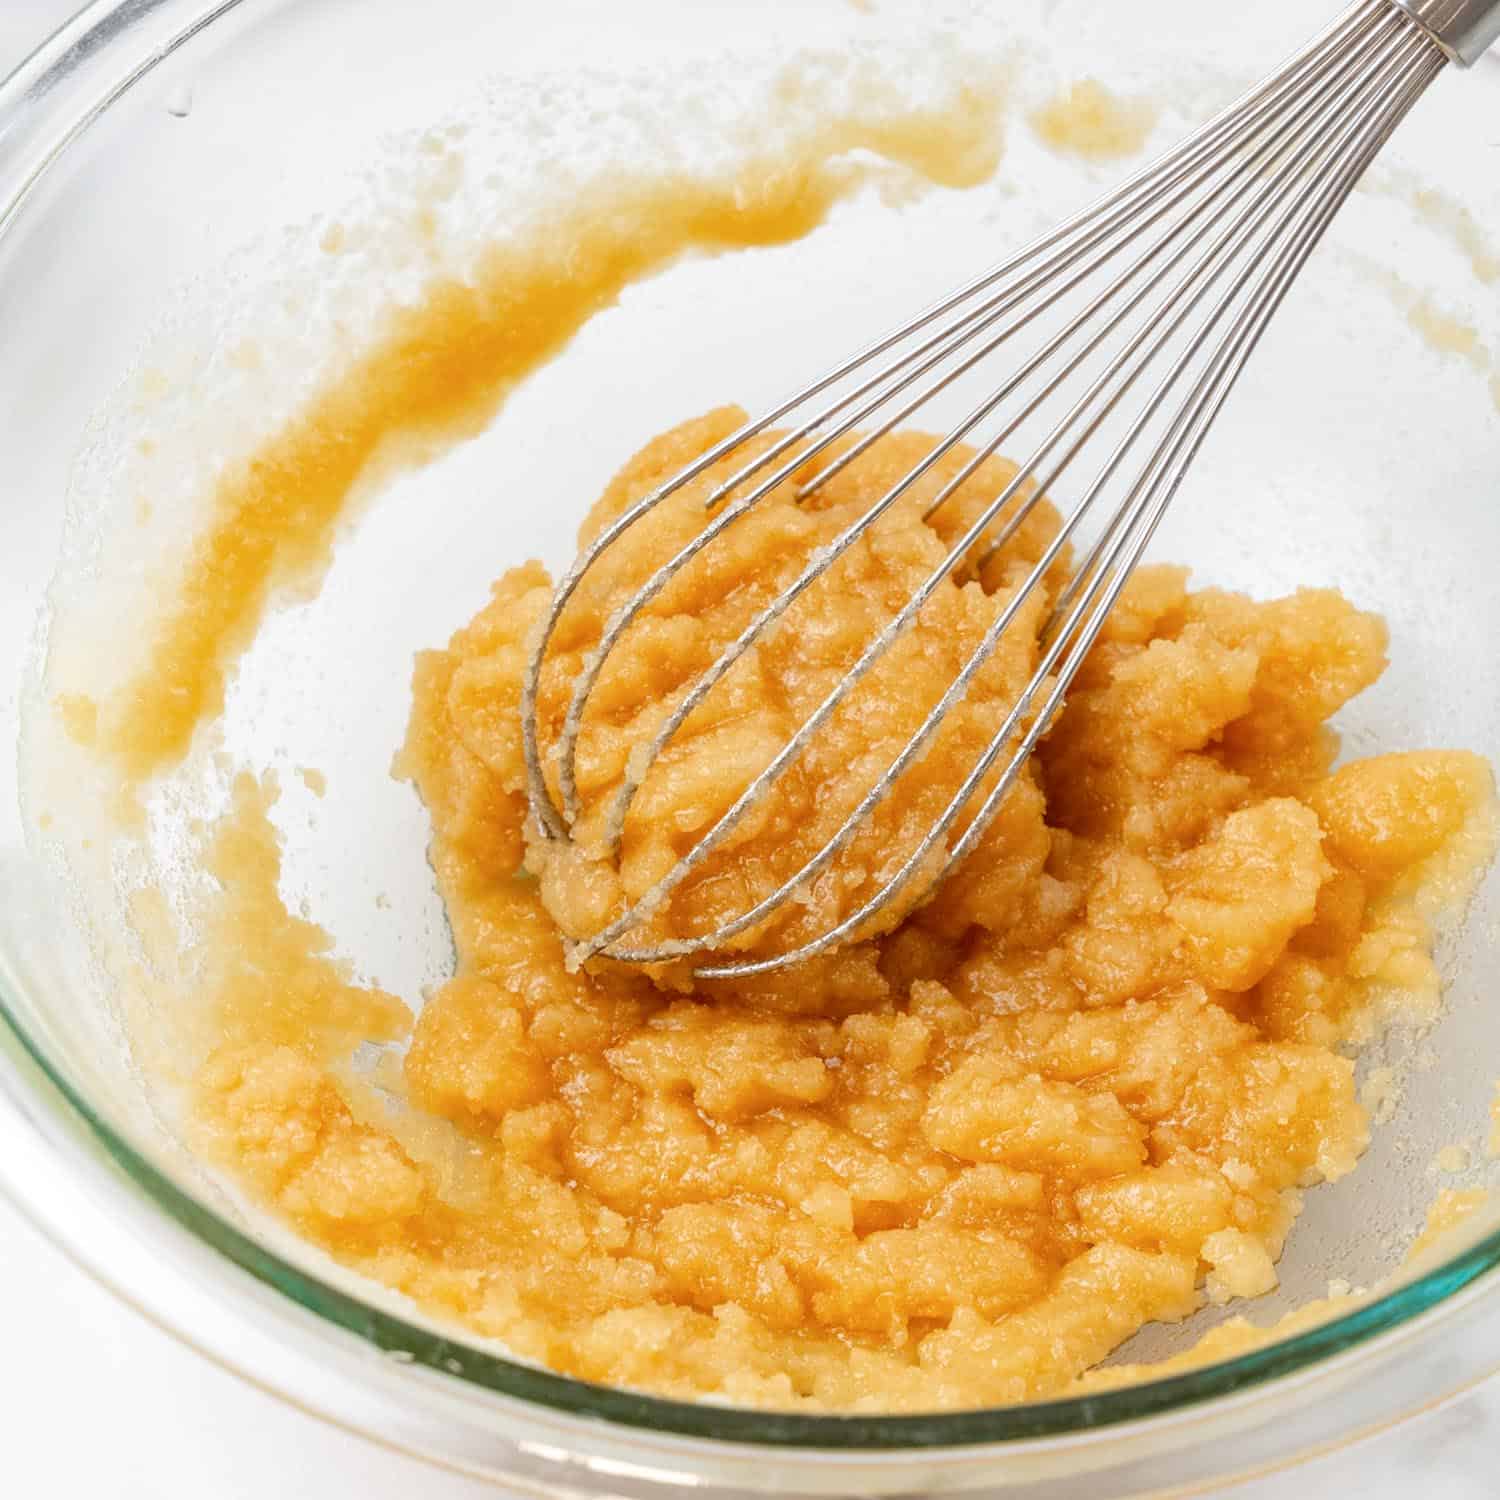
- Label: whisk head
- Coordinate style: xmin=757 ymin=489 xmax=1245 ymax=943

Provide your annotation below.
xmin=522 ymin=0 xmax=1447 ymax=980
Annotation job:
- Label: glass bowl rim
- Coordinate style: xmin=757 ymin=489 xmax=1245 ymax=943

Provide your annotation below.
xmin=3 ymin=0 xmax=1500 ymax=1453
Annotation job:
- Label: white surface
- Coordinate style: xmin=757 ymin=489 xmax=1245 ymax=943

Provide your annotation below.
xmin=3 ymin=3 xmax=1499 ymax=1496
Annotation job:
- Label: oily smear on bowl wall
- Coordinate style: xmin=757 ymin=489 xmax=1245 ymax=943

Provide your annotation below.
xmin=89 ymin=78 xmax=1007 ymax=784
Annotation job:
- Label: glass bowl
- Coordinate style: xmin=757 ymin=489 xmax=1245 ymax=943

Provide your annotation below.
xmin=3 ymin=0 xmax=1500 ymax=1492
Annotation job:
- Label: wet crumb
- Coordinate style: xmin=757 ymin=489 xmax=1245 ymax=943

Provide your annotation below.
xmin=1031 ymin=79 xmax=1157 ymax=162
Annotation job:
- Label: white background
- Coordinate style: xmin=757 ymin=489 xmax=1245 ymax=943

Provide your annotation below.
xmin=3 ymin=2 xmax=1499 ymax=1495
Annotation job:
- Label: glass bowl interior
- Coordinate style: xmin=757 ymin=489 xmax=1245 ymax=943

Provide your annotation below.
xmin=2 ymin=0 xmax=1500 ymax=1470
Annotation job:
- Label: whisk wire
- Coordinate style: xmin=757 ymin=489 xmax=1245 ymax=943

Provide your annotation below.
xmin=523 ymin=0 xmax=1454 ymax=977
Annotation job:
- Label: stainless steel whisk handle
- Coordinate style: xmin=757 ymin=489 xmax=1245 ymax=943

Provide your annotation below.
xmin=1390 ymin=0 xmax=1500 ymax=62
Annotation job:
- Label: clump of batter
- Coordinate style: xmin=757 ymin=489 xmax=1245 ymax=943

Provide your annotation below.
xmin=193 ymin=410 xmax=1493 ymax=1412
xmin=524 ymin=406 xmax=1066 ymax=982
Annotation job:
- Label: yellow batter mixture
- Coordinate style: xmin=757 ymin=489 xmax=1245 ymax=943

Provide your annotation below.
xmin=191 ymin=408 xmax=1492 ymax=1411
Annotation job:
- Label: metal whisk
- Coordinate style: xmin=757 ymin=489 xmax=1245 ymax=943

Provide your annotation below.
xmin=522 ymin=0 xmax=1500 ymax=980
